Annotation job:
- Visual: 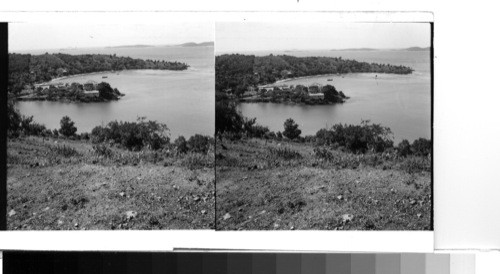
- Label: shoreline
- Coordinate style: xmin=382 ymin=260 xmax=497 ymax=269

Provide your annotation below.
xmin=41 ymin=69 xmax=185 ymax=85
xmin=258 ymin=71 xmax=416 ymax=88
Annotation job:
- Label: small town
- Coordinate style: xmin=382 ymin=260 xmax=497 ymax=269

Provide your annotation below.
xmin=15 ymin=80 xmax=123 ymax=102
xmin=237 ymin=82 xmax=348 ymax=104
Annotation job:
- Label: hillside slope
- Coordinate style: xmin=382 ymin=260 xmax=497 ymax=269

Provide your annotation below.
xmin=7 ymin=137 xmax=215 ymax=230
xmin=216 ymin=138 xmax=431 ymax=230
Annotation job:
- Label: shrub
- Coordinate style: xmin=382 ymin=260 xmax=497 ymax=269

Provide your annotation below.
xmin=264 ymin=131 xmax=276 ymax=140
xmin=182 ymin=153 xmax=214 ymax=170
xmin=20 ymin=115 xmax=47 ymax=136
xmin=315 ymin=120 xmax=393 ymax=154
xmin=243 ymin=117 xmax=271 ymax=138
xmin=90 ymin=117 xmax=170 ymax=151
xmin=174 ymin=136 xmax=188 ymax=154
xmin=93 ymin=144 xmax=113 ymax=158
xmin=268 ymin=147 xmax=302 ymax=160
xmin=53 ymin=145 xmax=79 ymax=157
xmin=411 ymin=138 xmax=431 ymax=156
xmin=313 ymin=147 xmax=336 ymax=162
xmin=397 ymin=139 xmax=412 ymax=157
xmin=216 ymin=101 xmax=244 ymax=136
xmin=7 ymin=99 xmax=22 ymax=137
xmin=187 ymin=134 xmax=212 ymax=154
xmin=80 ymin=132 xmax=90 ymax=140
xmin=400 ymin=156 xmax=431 ymax=174
xmin=52 ymin=129 xmax=59 ymax=137
xmin=59 ymin=116 xmax=77 ymax=137
xmin=283 ymin=118 xmax=301 ymax=140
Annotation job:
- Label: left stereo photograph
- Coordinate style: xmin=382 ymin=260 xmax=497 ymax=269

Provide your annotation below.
xmin=5 ymin=22 xmax=215 ymax=230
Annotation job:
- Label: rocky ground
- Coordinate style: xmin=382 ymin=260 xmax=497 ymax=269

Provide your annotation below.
xmin=216 ymin=138 xmax=432 ymax=230
xmin=7 ymin=136 xmax=215 ymax=230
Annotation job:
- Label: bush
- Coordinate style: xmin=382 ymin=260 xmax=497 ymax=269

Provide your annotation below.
xmin=90 ymin=117 xmax=170 ymax=151
xmin=283 ymin=118 xmax=301 ymax=140
xmin=80 ymin=132 xmax=90 ymax=140
xmin=174 ymin=136 xmax=188 ymax=154
xmin=397 ymin=139 xmax=412 ymax=157
xmin=400 ymin=157 xmax=431 ymax=174
xmin=59 ymin=116 xmax=77 ymax=137
xmin=216 ymin=101 xmax=244 ymax=136
xmin=7 ymin=99 xmax=22 ymax=137
xmin=243 ymin=117 xmax=270 ymax=138
xmin=20 ymin=115 xmax=47 ymax=136
xmin=53 ymin=145 xmax=79 ymax=157
xmin=268 ymin=147 xmax=302 ymax=160
xmin=181 ymin=153 xmax=214 ymax=170
xmin=411 ymin=138 xmax=431 ymax=156
xmin=93 ymin=144 xmax=113 ymax=158
xmin=187 ymin=134 xmax=212 ymax=154
xmin=315 ymin=120 xmax=393 ymax=154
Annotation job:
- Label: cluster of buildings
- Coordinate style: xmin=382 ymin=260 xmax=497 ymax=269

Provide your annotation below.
xmin=252 ymin=83 xmax=326 ymax=99
xmin=32 ymin=80 xmax=100 ymax=98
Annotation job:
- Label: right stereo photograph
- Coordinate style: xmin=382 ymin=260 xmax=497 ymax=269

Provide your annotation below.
xmin=215 ymin=22 xmax=432 ymax=230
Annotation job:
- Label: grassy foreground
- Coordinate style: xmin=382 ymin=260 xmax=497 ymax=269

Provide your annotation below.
xmin=7 ymin=136 xmax=215 ymax=230
xmin=216 ymin=138 xmax=431 ymax=230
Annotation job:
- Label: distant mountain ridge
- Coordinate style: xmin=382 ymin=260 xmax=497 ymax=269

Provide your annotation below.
xmin=178 ymin=41 xmax=214 ymax=47
xmin=106 ymin=42 xmax=214 ymax=48
xmin=404 ymin=47 xmax=431 ymax=51
xmin=330 ymin=47 xmax=430 ymax=51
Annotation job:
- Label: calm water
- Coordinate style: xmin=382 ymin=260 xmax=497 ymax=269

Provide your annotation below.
xmin=238 ymin=50 xmax=431 ymax=143
xmin=16 ymin=46 xmax=215 ymax=138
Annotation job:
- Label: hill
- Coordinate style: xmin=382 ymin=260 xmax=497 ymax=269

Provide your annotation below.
xmin=215 ymin=54 xmax=414 ymax=94
xmin=178 ymin=41 xmax=214 ymax=47
xmin=8 ymin=53 xmax=189 ymax=95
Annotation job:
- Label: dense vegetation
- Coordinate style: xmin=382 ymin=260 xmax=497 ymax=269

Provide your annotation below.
xmin=215 ymin=54 xmax=414 ymax=95
xmin=8 ymin=53 xmax=189 ymax=95
xmin=17 ymin=81 xmax=123 ymax=102
xmin=215 ymin=101 xmax=431 ymax=158
xmin=7 ymin=101 xmax=213 ymax=155
xmin=240 ymin=84 xmax=348 ymax=105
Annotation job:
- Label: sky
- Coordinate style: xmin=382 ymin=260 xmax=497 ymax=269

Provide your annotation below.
xmin=9 ymin=22 xmax=214 ymax=52
xmin=216 ymin=22 xmax=431 ymax=53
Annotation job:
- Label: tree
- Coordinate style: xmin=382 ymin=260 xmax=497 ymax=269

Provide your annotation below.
xmin=322 ymin=84 xmax=340 ymax=102
xmin=215 ymin=101 xmax=244 ymax=136
xmin=283 ymin=118 xmax=301 ymax=140
xmin=97 ymin=82 xmax=116 ymax=100
xmin=174 ymin=136 xmax=188 ymax=154
xmin=397 ymin=139 xmax=412 ymax=157
xmin=59 ymin=116 xmax=77 ymax=137
xmin=7 ymin=99 xmax=22 ymax=136
xmin=411 ymin=138 xmax=432 ymax=156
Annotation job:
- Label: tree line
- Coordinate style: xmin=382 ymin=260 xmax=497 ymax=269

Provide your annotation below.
xmin=8 ymin=53 xmax=189 ymax=95
xmin=215 ymin=54 xmax=414 ymax=96
xmin=216 ymin=97 xmax=431 ymax=158
xmin=7 ymin=101 xmax=213 ymax=155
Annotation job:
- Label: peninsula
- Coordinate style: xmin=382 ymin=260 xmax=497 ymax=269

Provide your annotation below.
xmin=8 ymin=53 xmax=189 ymax=96
xmin=215 ymin=54 xmax=414 ymax=105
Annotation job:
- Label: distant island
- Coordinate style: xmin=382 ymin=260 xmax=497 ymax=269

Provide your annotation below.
xmin=8 ymin=53 xmax=189 ymax=96
xmin=215 ymin=54 xmax=414 ymax=105
xmin=107 ymin=42 xmax=215 ymax=48
xmin=330 ymin=47 xmax=431 ymax=51
xmin=178 ymin=41 xmax=214 ymax=47
xmin=331 ymin=48 xmax=378 ymax=51
xmin=405 ymin=47 xmax=431 ymax=51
